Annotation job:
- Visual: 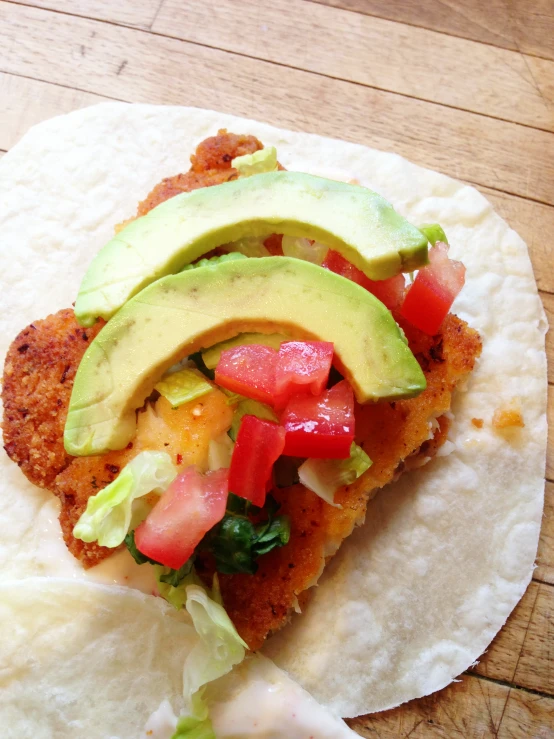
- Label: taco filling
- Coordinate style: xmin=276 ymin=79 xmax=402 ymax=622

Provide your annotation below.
xmin=2 ymin=130 xmax=481 ymax=653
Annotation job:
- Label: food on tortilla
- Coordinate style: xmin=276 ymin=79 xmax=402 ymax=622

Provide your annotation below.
xmin=2 ymin=129 xmax=481 ymax=651
xmin=0 ymin=106 xmax=547 ymax=730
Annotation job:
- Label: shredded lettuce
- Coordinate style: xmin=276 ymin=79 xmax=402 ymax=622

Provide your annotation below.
xmin=155 ymin=368 xmax=213 ymax=409
xmin=208 ymin=432 xmax=235 ymax=471
xmin=202 ymin=332 xmax=287 ymax=370
xmin=281 ymin=235 xmax=328 ymax=265
xmin=181 ymin=252 xmax=247 ymax=271
xmin=419 ymin=223 xmax=448 ymax=246
xmin=228 ymin=398 xmax=279 ymax=441
xmin=73 ymin=451 xmax=177 ymax=547
xmin=232 ymin=146 xmax=278 ymax=177
xmin=298 ymin=443 xmax=372 ymax=507
xmin=182 ymin=584 xmax=248 ymax=721
xmin=224 ymin=236 xmax=270 ymax=257
xmin=172 ymin=714 xmax=215 ymax=739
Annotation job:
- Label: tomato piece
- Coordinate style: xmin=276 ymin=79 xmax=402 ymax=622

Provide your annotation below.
xmin=263 ymin=234 xmax=284 ymax=256
xmin=134 ymin=467 xmax=228 ymax=569
xmin=215 ymin=344 xmax=278 ymax=404
xmin=400 ymin=242 xmax=465 ymax=335
xmin=322 ymin=249 xmax=405 ymax=310
xmin=229 ymin=415 xmax=286 ymax=507
xmin=281 ymin=380 xmax=355 ymax=459
xmin=274 ymin=341 xmax=334 ymax=409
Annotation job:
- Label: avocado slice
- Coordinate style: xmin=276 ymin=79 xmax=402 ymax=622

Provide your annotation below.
xmin=65 ymin=257 xmax=425 ymax=456
xmin=74 ymin=172 xmax=428 ymax=327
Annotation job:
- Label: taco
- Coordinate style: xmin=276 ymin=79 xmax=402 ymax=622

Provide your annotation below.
xmin=0 ymin=104 xmax=547 ymax=733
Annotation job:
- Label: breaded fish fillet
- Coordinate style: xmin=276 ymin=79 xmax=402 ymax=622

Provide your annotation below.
xmin=1 ymin=130 xmax=482 ymax=649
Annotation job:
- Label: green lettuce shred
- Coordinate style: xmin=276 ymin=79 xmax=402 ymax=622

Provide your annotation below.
xmin=207 ymin=432 xmax=235 ymax=471
xmin=179 ymin=584 xmax=248 ymax=729
xmin=155 ymin=368 xmax=213 ymax=409
xmin=224 ymin=236 xmax=270 ymax=257
xmin=181 ymin=252 xmax=247 ymax=271
xmin=298 ymin=443 xmax=372 ymax=507
xmin=73 ymin=451 xmax=177 ymax=547
xmin=419 ymin=223 xmax=448 ymax=246
xmin=231 ymin=146 xmax=278 ymax=177
xmin=281 ymin=235 xmax=328 ymax=265
xmin=228 ymin=398 xmax=279 ymax=441
xmin=172 ymin=713 xmax=215 ymax=739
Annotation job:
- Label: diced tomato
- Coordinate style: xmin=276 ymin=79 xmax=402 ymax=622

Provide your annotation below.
xmin=215 ymin=344 xmax=278 ymax=404
xmin=400 ymin=242 xmax=465 ymax=335
xmin=274 ymin=341 xmax=334 ymax=408
xmin=229 ymin=415 xmax=286 ymax=507
xmin=322 ymin=249 xmax=406 ymax=310
xmin=216 ymin=341 xmax=335 ymax=408
xmin=281 ymin=379 xmax=355 ymax=459
xmin=263 ymin=234 xmax=284 ymax=256
xmin=134 ymin=467 xmax=228 ymax=569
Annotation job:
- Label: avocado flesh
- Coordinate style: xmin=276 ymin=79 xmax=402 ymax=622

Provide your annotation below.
xmin=74 ymin=171 xmax=428 ymax=327
xmin=65 ymin=257 xmax=426 ymax=456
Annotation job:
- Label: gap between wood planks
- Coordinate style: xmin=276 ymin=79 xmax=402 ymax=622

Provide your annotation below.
xmin=0 ymin=5 xmax=553 ymax=208
xmin=4 ymin=0 xmax=554 ymax=135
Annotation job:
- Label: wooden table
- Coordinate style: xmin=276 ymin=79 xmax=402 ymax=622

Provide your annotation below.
xmin=1 ymin=1 xmax=552 ymax=735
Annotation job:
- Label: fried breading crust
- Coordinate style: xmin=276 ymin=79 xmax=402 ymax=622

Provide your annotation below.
xmin=2 ymin=310 xmax=103 ymax=489
xmin=210 ymin=314 xmax=481 ymax=649
xmin=136 ymin=130 xmax=263 ymax=217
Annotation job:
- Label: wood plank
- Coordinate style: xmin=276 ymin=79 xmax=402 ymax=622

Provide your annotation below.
xmin=0 ymin=72 xmax=110 ymax=150
xmin=347 ymin=672 xmax=554 ymax=737
xmin=1 ymin=5 xmax=553 ymax=206
xmin=536 ymin=481 xmax=554 ymax=586
xmin=1 ymin=73 xmax=552 ymax=298
xmin=13 ymin=0 xmax=160 ymax=28
xmin=315 ymin=0 xmax=554 ymax=62
xmin=478 ymin=187 xmax=554 ymax=295
xmin=153 ymin=0 xmax=554 ymax=132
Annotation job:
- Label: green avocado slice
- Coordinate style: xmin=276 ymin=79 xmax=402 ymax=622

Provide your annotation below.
xmin=65 ymin=257 xmax=426 ymax=456
xmin=74 ymin=172 xmax=428 ymax=327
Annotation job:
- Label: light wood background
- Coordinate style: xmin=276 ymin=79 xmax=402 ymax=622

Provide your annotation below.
xmin=1 ymin=1 xmax=552 ymax=736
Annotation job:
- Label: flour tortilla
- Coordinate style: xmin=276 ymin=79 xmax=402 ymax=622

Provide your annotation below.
xmin=0 ymin=578 xmax=357 ymax=739
xmin=0 ymin=104 xmax=547 ymax=718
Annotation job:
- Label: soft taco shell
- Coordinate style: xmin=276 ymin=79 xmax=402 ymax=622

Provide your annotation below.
xmin=0 ymin=104 xmax=547 ymax=717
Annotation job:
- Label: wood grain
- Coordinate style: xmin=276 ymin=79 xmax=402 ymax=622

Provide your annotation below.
xmin=13 ymin=0 xmax=160 ymax=27
xmin=1 ymin=3 xmax=553 ymax=205
xmin=536 ymin=482 xmax=554 ymax=585
xmin=348 ymin=672 xmax=554 ymax=737
xmin=315 ymin=0 xmax=554 ymax=61
xmin=153 ymin=0 xmax=554 ymax=132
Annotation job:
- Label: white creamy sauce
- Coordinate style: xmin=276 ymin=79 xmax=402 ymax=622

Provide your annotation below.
xmin=142 ymin=655 xmax=357 ymax=739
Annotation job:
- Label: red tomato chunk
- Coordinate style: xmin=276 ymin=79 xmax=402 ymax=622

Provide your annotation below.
xmin=322 ymin=249 xmax=406 ymax=310
xmin=275 ymin=341 xmax=334 ymax=408
xmin=216 ymin=341 xmax=334 ymax=408
xmin=216 ymin=344 xmax=277 ymax=405
xmin=134 ymin=467 xmax=228 ymax=569
xmin=400 ymin=242 xmax=465 ymax=335
xmin=281 ymin=379 xmax=355 ymax=459
xmin=229 ymin=415 xmax=286 ymax=507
